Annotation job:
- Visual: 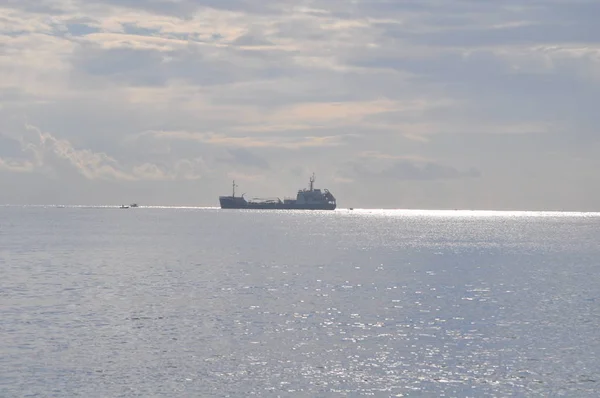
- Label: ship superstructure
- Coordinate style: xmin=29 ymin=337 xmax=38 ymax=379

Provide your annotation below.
xmin=219 ymin=173 xmax=336 ymax=210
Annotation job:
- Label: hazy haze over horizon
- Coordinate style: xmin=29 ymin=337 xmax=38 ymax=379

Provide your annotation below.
xmin=1 ymin=0 xmax=599 ymax=210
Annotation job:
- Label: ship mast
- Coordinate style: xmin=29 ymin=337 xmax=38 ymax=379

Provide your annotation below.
xmin=309 ymin=173 xmax=315 ymax=191
xmin=232 ymin=180 xmax=237 ymax=197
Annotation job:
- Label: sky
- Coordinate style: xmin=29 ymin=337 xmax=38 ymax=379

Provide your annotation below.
xmin=1 ymin=0 xmax=600 ymax=210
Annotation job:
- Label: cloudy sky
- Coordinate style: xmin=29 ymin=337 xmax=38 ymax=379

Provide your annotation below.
xmin=1 ymin=0 xmax=599 ymax=210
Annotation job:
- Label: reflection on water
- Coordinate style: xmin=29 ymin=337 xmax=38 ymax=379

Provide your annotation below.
xmin=1 ymin=207 xmax=599 ymax=396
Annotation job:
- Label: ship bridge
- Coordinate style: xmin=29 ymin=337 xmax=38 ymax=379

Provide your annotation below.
xmin=295 ymin=174 xmax=336 ymax=206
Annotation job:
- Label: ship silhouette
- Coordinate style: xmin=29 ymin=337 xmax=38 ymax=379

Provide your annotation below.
xmin=219 ymin=173 xmax=336 ymax=210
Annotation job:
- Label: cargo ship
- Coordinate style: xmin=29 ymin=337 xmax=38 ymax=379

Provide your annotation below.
xmin=219 ymin=173 xmax=336 ymax=210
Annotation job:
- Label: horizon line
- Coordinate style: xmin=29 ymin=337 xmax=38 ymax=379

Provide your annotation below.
xmin=1 ymin=204 xmax=599 ymax=216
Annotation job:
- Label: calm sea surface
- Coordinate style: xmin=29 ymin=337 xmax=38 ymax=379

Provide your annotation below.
xmin=1 ymin=206 xmax=599 ymax=397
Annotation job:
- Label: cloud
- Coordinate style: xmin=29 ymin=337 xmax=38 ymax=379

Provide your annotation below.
xmin=358 ymin=151 xmax=432 ymax=162
xmin=131 ymin=158 xmax=206 ymax=181
xmin=218 ymin=148 xmax=270 ymax=169
xmin=231 ymin=30 xmax=274 ymax=47
xmin=0 ymin=157 xmax=35 ymax=173
xmin=4 ymin=124 xmax=206 ymax=181
xmin=2 ymin=0 xmax=67 ymax=15
xmin=335 ymin=151 xmax=481 ymax=186
xmin=83 ymin=0 xmax=285 ymax=18
xmin=1 ymin=0 xmax=600 ymax=208
xmin=225 ymin=171 xmax=267 ymax=182
xmin=348 ymin=159 xmax=481 ymax=182
xmin=136 ymin=130 xmax=348 ymax=149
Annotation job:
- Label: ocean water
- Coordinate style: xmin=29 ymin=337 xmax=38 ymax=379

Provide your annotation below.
xmin=1 ymin=206 xmax=599 ymax=397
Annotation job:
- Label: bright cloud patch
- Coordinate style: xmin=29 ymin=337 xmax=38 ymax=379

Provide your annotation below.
xmin=2 ymin=125 xmax=205 ymax=181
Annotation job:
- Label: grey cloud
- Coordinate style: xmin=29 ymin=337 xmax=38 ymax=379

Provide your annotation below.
xmin=351 ymin=0 xmax=600 ymax=47
xmin=70 ymin=43 xmax=294 ymax=88
xmin=84 ymin=0 xmax=288 ymax=18
xmin=0 ymin=87 xmax=36 ymax=104
xmin=2 ymin=0 xmax=67 ymax=15
xmin=72 ymin=46 xmax=169 ymax=86
xmin=208 ymin=67 xmax=419 ymax=109
xmin=122 ymin=23 xmax=161 ymax=37
xmin=2 ymin=125 xmax=207 ymax=182
xmin=350 ymin=0 xmax=598 ymax=19
xmin=231 ymin=32 xmax=274 ymax=47
xmin=404 ymin=23 xmax=600 ymax=47
xmin=350 ymin=160 xmax=481 ymax=181
xmin=218 ymin=148 xmax=270 ymax=169
xmin=342 ymin=42 xmax=600 ymax=135
xmin=65 ymin=23 xmax=100 ymax=37
xmin=0 ymin=134 xmax=25 ymax=157
xmin=273 ymin=18 xmax=333 ymax=42
xmin=347 ymin=51 xmax=507 ymax=83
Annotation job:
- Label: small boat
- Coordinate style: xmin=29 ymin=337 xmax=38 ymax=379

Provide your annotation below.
xmin=129 ymin=203 xmax=139 ymax=208
xmin=120 ymin=205 xmax=129 ymax=209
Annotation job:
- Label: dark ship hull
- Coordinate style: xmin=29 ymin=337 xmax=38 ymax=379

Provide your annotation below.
xmin=219 ymin=174 xmax=337 ymax=210
xmin=219 ymin=197 xmax=336 ymax=210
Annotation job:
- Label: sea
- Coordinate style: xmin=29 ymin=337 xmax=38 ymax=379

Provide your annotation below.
xmin=1 ymin=206 xmax=599 ymax=397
